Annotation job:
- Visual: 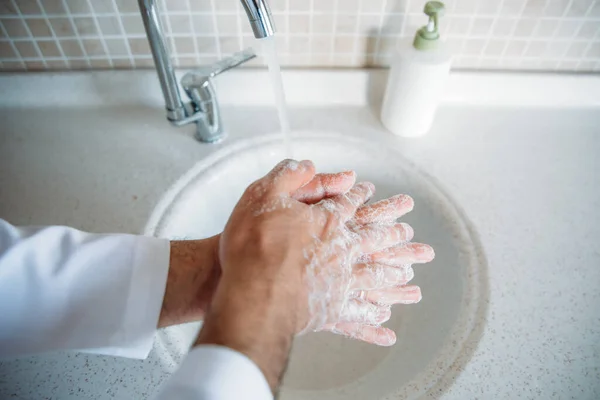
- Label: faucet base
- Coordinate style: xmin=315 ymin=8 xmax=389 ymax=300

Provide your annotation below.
xmin=194 ymin=124 xmax=226 ymax=144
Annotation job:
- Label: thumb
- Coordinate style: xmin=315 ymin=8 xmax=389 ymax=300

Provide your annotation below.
xmin=264 ymin=159 xmax=316 ymax=195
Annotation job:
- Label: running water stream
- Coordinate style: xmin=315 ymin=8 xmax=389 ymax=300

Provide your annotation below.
xmin=260 ymin=36 xmax=293 ymax=157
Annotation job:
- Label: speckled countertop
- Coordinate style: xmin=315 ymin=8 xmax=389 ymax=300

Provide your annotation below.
xmin=0 ymin=70 xmax=599 ymax=399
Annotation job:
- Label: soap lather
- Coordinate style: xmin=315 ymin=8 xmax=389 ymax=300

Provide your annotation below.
xmin=381 ymin=1 xmax=451 ymax=137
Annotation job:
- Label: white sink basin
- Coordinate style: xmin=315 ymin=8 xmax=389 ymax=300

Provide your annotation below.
xmin=145 ymin=132 xmax=488 ymax=399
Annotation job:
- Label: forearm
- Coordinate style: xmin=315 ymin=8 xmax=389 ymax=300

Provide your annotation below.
xmin=195 ymin=276 xmax=297 ymax=391
xmin=158 ymin=236 xmax=220 ymax=328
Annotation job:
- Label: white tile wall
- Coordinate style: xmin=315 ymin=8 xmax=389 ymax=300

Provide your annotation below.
xmin=0 ymin=0 xmax=599 ymax=72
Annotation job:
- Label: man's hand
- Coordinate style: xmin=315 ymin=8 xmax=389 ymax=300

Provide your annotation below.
xmin=195 ymin=160 xmax=415 ymax=390
xmin=157 ymin=170 xmax=357 ymax=328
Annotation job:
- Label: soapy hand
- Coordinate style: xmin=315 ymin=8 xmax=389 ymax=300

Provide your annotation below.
xmin=195 ymin=159 xmax=436 ymax=389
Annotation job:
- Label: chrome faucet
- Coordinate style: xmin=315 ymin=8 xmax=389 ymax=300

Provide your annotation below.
xmin=137 ymin=0 xmax=275 ymax=143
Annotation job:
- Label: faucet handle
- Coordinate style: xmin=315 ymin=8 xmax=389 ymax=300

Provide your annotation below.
xmin=181 ymin=49 xmax=256 ymax=88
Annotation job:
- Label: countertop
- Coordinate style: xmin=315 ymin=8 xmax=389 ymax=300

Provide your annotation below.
xmin=0 ymin=69 xmax=599 ymax=399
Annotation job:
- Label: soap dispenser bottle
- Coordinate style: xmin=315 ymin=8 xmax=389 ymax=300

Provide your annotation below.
xmin=381 ymin=1 xmax=451 ymax=137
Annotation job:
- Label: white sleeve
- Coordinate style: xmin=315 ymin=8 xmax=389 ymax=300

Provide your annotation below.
xmin=0 ymin=218 xmax=170 ymax=359
xmin=153 ymin=345 xmax=273 ymax=400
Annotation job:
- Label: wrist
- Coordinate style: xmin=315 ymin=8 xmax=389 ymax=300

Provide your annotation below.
xmin=195 ymin=278 xmax=296 ymax=391
xmin=157 ymin=236 xmax=221 ymax=328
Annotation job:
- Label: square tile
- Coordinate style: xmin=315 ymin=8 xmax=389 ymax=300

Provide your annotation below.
xmin=289 ymin=15 xmax=310 ymax=33
xmin=463 ymin=38 xmax=486 ymax=54
xmin=16 ymin=0 xmax=42 ymax=14
xmin=174 ymin=36 xmax=196 ymax=54
xmin=218 ymin=36 xmax=240 ymax=53
xmin=336 ymin=15 xmax=358 ymax=34
xmin=0 ymin=1 xmax=18 ymax=15
xmin=90 ymin=0 xmax=116 ymax=13
xmin=360 ymin=0 xmax=385 ymax=13
xmin=2 ymin=18 xmax=29 ymax=38
xmin=524 ymin=40 xmax=547 ymax=57
xmin=504 ymin=39 xmax=527 ymax=57
xmin=26 ymin=18 xmax=52 ymax=37
xmin=311 ymin=35 xmax=333 ymax=53
xmin=492 ymin=18 xmax=516 ymax=36
xmin=45 ymin=59 xmax=68 ymax=68
xmin=313 ymin=0 xmax=336 ymax=12
xmin=15 ymin=40 xmax=38 ymax=57
xmin=49 ymin=17 xmax=75 ymax=36
xmin=105 ymin=38 xmax=129 ymax=55
xmin=64 ymin=0 xmax=91 ymax=14
xmin=470 ymin=17 xmax=493 ymax=36
xmin=380 ymin=14 xmax=404 ymax=35
xmin=97 ymin=16 xmax=123 ymax=35
xmin=133 ymin=57 xmax=154 ymax=67
xmin=289 ymin=0 xmax=310 ymax=11
xmin=554 ymin=20 xmax=582 ymax=38
xmin=357 ymin=14 xmax=382 ymax=34
xmin=25 ymin=61 xmax=46 ymax=70
xmin=188 ymin=0 xmax=212 ymax=12
xmin=112 ymin=58 xmax=132 ymax=68
xmin=446 ymin=16 xmax=471 ymax=36
xmin=312 ymin=14 xmax=335 ymax=34
xmin=215 ymin=14 xmax=238 ymax=35
xmin=483 ymin=39 xmax=507 ymax=56
xmin=82 ymin=38 xmax=106 ymax=56
xmin=41 ymin=0 xmax=67 ymax=14
xmin=68 ymin=59 xmax=89 ymax=69
xmin=169 ymin=15 xmax=192 ymax=34
xmin=289 ymin=36 xmax=309 ymax=53
xmin=566 ymin=42 xmax=588 ymax=58
xmin=534 ymin=19 xmax=559 ymax=37
xmin=499 ymin=0 xmax=525 ymax=16
xmin=73 ymin=17 xmax=98 ymax=36
xmin=196 ymin=36 xmax=218 ymax=53
xmin=584 ymin=42 xmax=600 ymax=57
xmin=59 ymin=39 xmax=84 ymax=56
xmin=544 ymin=0 xmax=570 ymax=17
xmin=566 ymin=0 xmax=594 ymax=17
xmin=128 ymin=37 xmax=151 ymax=55
xmin=191 ymin=14 xmax=215 ymax=35
xmin=37 ymin=39 xmax=61 ymax=56
xmin=576 ymin=20 xmax=599 ymax=39
xmin=120 ymin=15 xmax=144 ymax=34
xmin=0 ymin=41 xmax=17 ymax=58
xmin=214 ymin=0 xmax=238 ymax=12
xmin=115 ymin=0 xmax=139 ymax=13
xmin=513 ymin=18 xmax=536 ymax=37
xmin=166 ymin=0 xmax=189 ymax=12
xmin=543 ymin=41 xmax=569 ymax=57
xmin=89 ymin=58 xmax=111 ymax=68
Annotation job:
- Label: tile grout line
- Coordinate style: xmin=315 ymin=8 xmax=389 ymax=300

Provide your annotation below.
xmin=110 ymin=0 xmax=135 ymax=68
xmin=83 ymin=0 xmax=113 ymax=68
xmin=12 ymin=0 xmax=47 ymax=69
xmin=209 ymin=0 xmax=222 ymax=60
xmin=373 ymin=0 xmax=388 ymax=65
xmin=352 ymin=0 xmax=363 ymax=66
xmin=498 ymin=0 xmax=529 ymax=64
xmin=60 ymin=0 xmax=91 ymax=67
xmin=519 ymin=0 xmax=550 ymax=70
xmin=308 ymin=0 xmax=314 ymax=65
xmin=575 ymin=0 xmax=599 ymax=70
xmin=35 ymin=0 xmax=68 ymax=67
xmin=477 ymin=0 xmax=507 ymax=69
xmin=0 ymin=19 xmax=24 ymax=69
xmin=329 ymin=0 xmax=339 ymax=65
xmin=184 ymin=0 xmax=201 ymax=65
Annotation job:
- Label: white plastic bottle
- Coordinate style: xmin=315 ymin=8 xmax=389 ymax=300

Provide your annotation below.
xmin=381 ymin=1 xmax=451 ymax=137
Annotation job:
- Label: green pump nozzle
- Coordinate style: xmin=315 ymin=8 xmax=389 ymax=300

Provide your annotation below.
xmin=413 ymin=1 xmax=445 ymax=51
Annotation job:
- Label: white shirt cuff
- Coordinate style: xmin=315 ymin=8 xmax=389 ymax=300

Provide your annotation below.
xmin=153 ymin=345 xmax=273 ymax=400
